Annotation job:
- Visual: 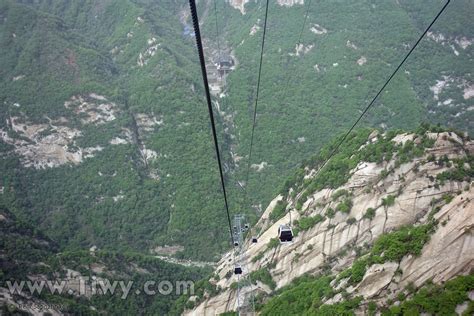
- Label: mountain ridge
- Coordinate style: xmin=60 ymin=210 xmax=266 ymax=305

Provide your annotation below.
xmin=185 ymin=127 xmax=474 ymax=315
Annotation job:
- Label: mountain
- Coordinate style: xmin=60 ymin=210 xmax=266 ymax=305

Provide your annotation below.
xmin=0 ymin=0 xmax=472 ymax=273
xmin=184 ymin=127 xmax=474 ymax=315
xmin=0 ymin=0 xmax=233 ymax=260
xmin=210 ymin=0 xmax=473 ymax=217
xmin=0 ymin=1 xmax=472 ymax=313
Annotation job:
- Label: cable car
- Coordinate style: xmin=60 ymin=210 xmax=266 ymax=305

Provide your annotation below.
xmin=278 ymin=224 xmax=293 ymax=242
xmin=234 ymin=265 xmax=243 ymax=275
xmin=234 ymin=241 xmax=239 ymax=247
xmin=244 ymin=223 xmax=249 ymax=229
xmin=252 ymin=237 xmax=258 ymax=243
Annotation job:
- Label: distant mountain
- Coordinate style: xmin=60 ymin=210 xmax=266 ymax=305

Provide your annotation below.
xmin=0 ymin=0 xmax=231 ymax=260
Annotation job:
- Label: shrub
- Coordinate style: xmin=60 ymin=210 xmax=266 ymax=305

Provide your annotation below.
xmin=250 ymin=268 xmax=276 ymax=290
xmin=295 ymin=200 xmax=303 ymax=211
xmin=267 ymin=238 xmax=279 ymax=250
xmin=428 ymin=206 xmax=441 ymax=219
xmin=368 ymin=301 xmax=377 ymax=316
xmin=252 ymin=251 xmax=264 ymax=263
xmin=348 ymin=259 xmax=368 ymax=284
xmin=371 ymin=223 xmax=435 ymax=262
xmin=363 ymin=207 xmax=376 ymax=220
xmin=297 ymin=214 xmax=325 ymax=231
xmin=382 ymin=195 xmax=396 ymax=207
xmin=325 ymin=207 xmax=336 ymax=218
xmin=346 ymin=217 xmax=357 ymax=225
xmin=391 ymin=274 xmax=474 ymax=315
xmin=270 ymin=200 xmax=288 ymax=222
xmin=442 ymin=194 xmax=453 ymax=204
xmin=380 ymin=169 xmax=390 ymax=178
xmin=336 ymin=198 xmax=353 ymax=213
xmin=332 ymin=189 xmax=350 ymax=201
xmin=397 ymin=292 xmax=406 ymax=301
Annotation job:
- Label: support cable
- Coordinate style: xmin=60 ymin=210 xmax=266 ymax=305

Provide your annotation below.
xmin=311 ymin=0 xmax=451 ymax=179
xmin=189 ymin=0 xmax=235 ymax=246
xmin=244 ymin=0 xmax=271 ymax=186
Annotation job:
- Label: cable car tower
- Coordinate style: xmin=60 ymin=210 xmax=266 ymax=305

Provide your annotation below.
xmin=233 ymin=214 xmax=255 ymax=316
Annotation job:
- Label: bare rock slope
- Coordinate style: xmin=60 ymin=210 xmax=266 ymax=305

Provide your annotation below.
xmin=186 ymin=130 xmax=474 ymax=315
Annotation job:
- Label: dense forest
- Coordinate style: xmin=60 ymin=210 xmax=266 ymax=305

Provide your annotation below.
xmin=1 ymin=206 xmax=212 ymax=315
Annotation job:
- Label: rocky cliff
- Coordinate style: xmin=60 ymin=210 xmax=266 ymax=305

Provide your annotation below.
xmin=185 ymin=129 xmax=474 ymax=315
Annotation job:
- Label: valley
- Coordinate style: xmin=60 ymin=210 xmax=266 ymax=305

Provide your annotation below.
xmin=0 ymin=0 xmax=472 ymax=314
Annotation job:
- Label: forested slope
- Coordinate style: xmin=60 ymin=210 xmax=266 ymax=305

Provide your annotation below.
xmin=0 ymin=206 xmax=211 ymax=315
xmin=1 ymin=0 xmax=232 ymax=260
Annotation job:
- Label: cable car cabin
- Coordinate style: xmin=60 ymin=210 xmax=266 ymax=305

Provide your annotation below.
xmin=252 ymin=237 xmax=258 ymax=243
xmin=244 ymin=223 xmax=250 ymax=230
xmin=234 ymin=265 xmax=243 ymax=275
xmin=278 ymin=224 xmax=294 ymax=242
xmin=234 ymin=241 xmax=239 ymax=247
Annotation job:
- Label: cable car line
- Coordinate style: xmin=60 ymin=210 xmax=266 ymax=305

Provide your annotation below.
xmin=212 ymin=0 xmax=243 ymax=283
xmin=188 ymin=0 xmax=235 ymax=247
xmin=245 ymin=0 xmax=312 ymax=242
xmin=234 ymin=0 xmax=270 ymax=250
xmin=186 ymin=0 xmax=451 ymax=312
xmin=243 ymin=0 xmax=312 ymax=212
xmin=310 ymin=0 xmax=451 ymax=181
xmin=244 ymin=0 xmax=270 ymax=187
xmin=209 ymin=6 xmax=257 ymax=312
xmin=243 ymin=1 xmax=313 ymax=221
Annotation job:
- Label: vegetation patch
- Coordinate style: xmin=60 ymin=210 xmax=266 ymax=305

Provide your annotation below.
xmin=259 ymin=272 xmax=364 ymax=315
xmin=249 ymin=268 xmax=277 ymax=290
xmin=381 ymin=195 xmax=396 ymax=207
xmin=346 ymin=217 xmax=357 ymax=225
xmin=336 ymin=198 xmax=353 ymax=214
xmin=381 ymin=274 xmax=474 ymax=315
xmin=252 ymin=251 xmax=265 ymax=263
xmin=363 ymin=207 xmax=376 ymax=220
xmin=259 ymin=275 xmax=335 ymax=315
xmin=270 ymin=200 xmax=289 ymax=222
xmin=295 ymin=214 xmax=325 ymax=231
xmin=332 ymin=189 xmax=350 ymax=201
xmin=281 ymin=125 xmax=450 ymax=204
xmin=267 ymin=238 xmax=280 ymax=250
xmin=337 ymin=222 xmax=436 ymax=285
xmin=436 ymin=156 xmax=474 ymax=183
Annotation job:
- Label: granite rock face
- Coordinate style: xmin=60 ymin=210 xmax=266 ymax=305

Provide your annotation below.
xmin=186 ymin=132 xmax=474 ymax=315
